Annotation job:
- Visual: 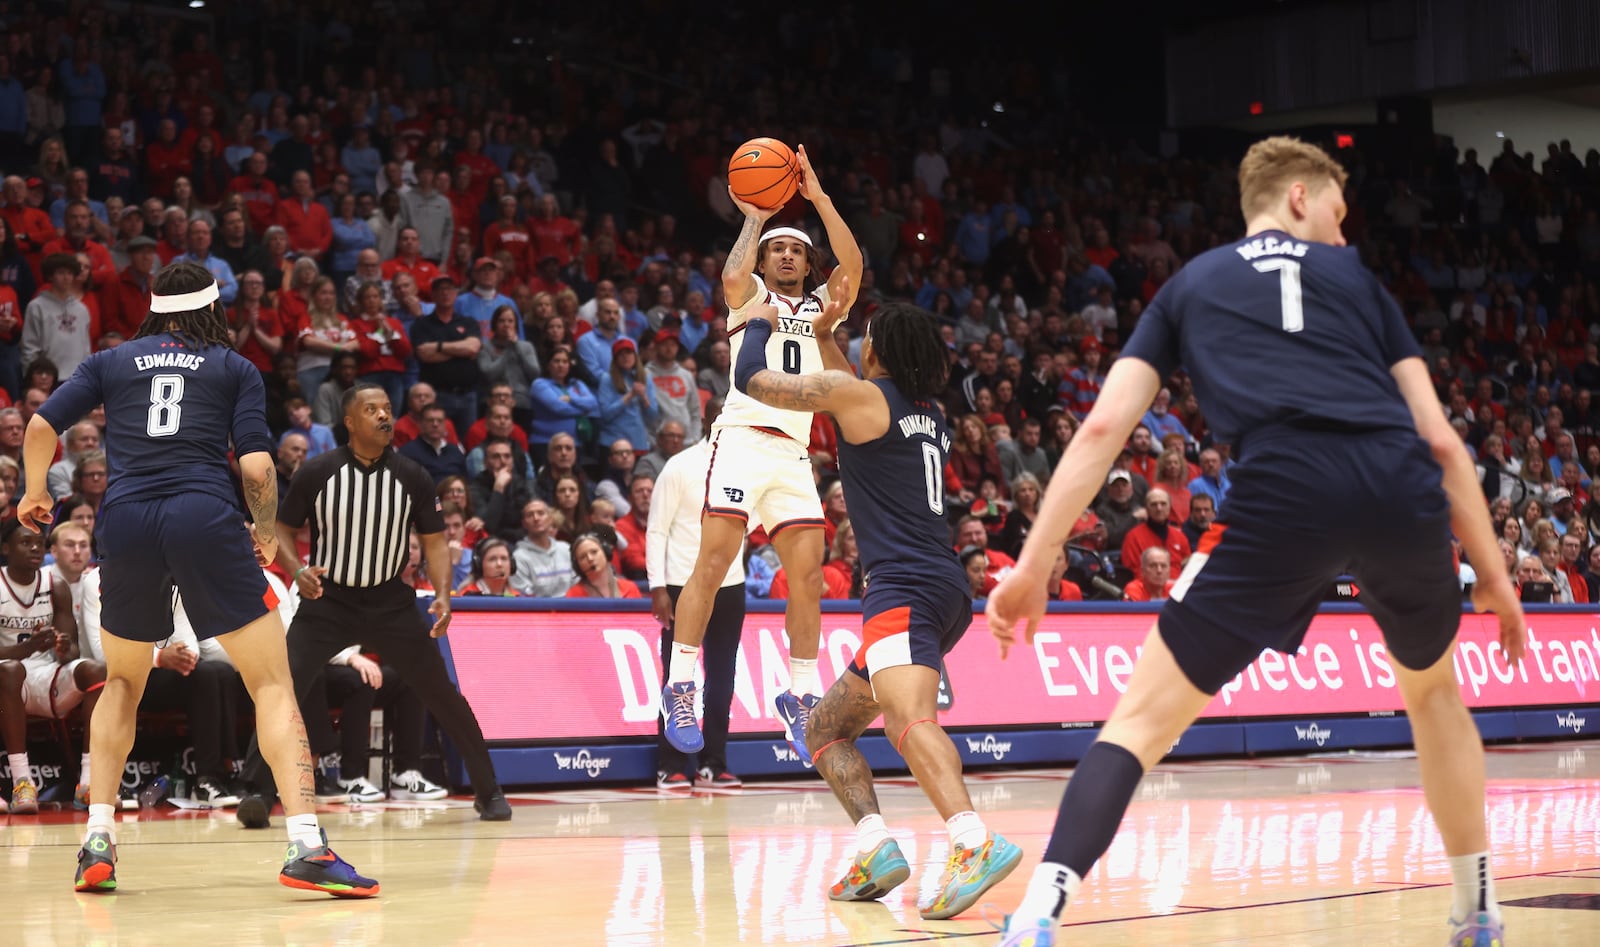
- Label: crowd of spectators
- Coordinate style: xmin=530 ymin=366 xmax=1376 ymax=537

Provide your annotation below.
xmin=0 ymin=2 xmax=1596 ymax=614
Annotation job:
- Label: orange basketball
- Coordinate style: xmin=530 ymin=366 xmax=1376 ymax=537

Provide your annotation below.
xmin=728 ymin=137 xmax=798 ymax=209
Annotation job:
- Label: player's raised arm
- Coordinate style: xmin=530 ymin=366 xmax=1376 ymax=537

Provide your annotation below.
xmin=794 ymin=145 xmax=863 ymax=312
xmin=722 ymin=195 xmax=780 ymax=313
xmin=1391 ymin=356 xmax=1526 ymax=662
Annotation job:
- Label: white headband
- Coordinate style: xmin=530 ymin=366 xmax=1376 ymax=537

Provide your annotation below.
xmin=762 ymin=226 xmax=813 ymax=248
xmin=149 ymin=281 xmax=220 ymax=313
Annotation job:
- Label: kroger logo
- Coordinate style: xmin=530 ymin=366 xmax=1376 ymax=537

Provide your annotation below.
xmin=772 ymin=745 xmax=802 ymax=763
xmin=553 ymin=749 xmax=613 ymax=779
xmin=964 ymin=734 xmax=1014 ymax=761
xmin=1293 ymin=723 xmax=1333 ymax=747
xmin=1556 ymin=712 xmax=1587 ymax=733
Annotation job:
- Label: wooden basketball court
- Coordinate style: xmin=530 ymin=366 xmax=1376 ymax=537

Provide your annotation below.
xmin=8 ymin=742 xmax=1599 ymax=945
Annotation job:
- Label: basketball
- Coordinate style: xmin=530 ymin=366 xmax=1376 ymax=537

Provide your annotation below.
xmin=728 ymin=137 xmax=798 ymax=209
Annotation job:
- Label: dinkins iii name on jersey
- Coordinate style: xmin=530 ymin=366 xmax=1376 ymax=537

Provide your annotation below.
xmin=134 ymin=352 xmax=207 ymax=372
xmin=897 ymin=413 xmax=952 ymax=452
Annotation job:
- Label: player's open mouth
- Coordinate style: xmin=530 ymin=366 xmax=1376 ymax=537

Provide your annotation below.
xmin=378 ymin=424 xmax=393 ymax=433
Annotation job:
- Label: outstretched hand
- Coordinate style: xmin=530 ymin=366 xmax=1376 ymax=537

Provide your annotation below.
xmin=794 ymin=144 xmax=825 ymax=202
xmin=812 ymin=274 xmax=850 ymax=337
xmin=1472 ymin=578 xmax=1527 ymax=665
xmin=987 ymin=565 xmax=1049 ymax=661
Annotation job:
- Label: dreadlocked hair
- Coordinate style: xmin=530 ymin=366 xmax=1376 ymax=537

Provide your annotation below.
xmin=868 ymin=302 xmax=948 ymax=400
xmin=135 ymin=261 xmax=234 ymax=348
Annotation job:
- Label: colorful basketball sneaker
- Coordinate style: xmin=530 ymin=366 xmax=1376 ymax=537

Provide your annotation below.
xmin=997 ymin=916 xmax=1056 ymax=947
xmin=1449 ymin=912 xmax=1505 ymax=946
xmin=919 ymin=832 xmax=1023 ymax=920
xmin=74 ymin=783 xmax=91 ymax=810
xmin=828 ymin=839 xmax=910 ymax=902
xmin=660 ymin=681 xmax=704 ymax=753
xmin=773 ymin=691 xmax=819 ymax=765
xmin=279 ymin=830 xmax=380 ymax=898
xmin=9 ymin=777 xmax=39 ymax=815
xmin=74 ymin=832 xmax=117 ymax=893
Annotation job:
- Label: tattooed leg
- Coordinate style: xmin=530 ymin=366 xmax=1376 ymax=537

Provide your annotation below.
xmin=215 ymin=609 xmax=323 ymax=816
xmin=807 ymin=672 xmax=884 ymax=822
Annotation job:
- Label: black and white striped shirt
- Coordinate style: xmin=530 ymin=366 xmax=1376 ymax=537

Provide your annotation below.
xmin=279 ymin=447 xmax=444 ymax=588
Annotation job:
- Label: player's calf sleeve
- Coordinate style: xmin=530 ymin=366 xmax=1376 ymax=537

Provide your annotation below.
xmin=1042 ymin=741 xmax=1146 ymax=876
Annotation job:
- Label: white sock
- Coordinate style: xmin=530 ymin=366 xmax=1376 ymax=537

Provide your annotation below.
xmin=789 ymin=657 xmax=820 ymax=696
xmin=855 ymin=813 xmax=891 ymax=854
xmin=80 ymin=753 xmax=92 ymax=786
xmin=85 ymin=803 xmax=116 ymax=844
xmin=286 ymin=813 xmax=323 ymax=850
xmin=946 ymin=809 xmax=988 ymax=851
xmin=668 ymin=643 xmax=700 ymax=684
xmin=1449 ymin=852 xmax=1501 ymax=923
xmin=1012 ymin=861 xmax=1081 ymax=926
xmin=8 ymin=752 xmax=29 ymax=782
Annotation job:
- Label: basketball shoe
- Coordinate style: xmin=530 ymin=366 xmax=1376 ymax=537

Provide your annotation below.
xmin=996 ymin=916 xmax=1056 ymax=947
xmin=919 ymin=832 xmax=1022 ymax=920
xmin=1449 ymin=912 xmax=1505 ymax=946
xmin=389 ymin=770 xmax=448 ymax=801
xmin=74 ymin=783 xmax=90 ymax=810
xmin=774 ymin=691 xmax=819 ymax=765
xmin=696 ymin=767 xmax=742 ymax=788
xmin=335 ymin=777 xmax=386 ymax=803
xmin=474 ymin=791 xmax=512 ymax=821
xmin=9 ymin=777 xmax=39 ymax=814
xmin=660 ymin=681 xmax=704 ymax=753
xmin=828 ymin=839 xmax=910 ymax=902
xmin=279 ymin=829 xmax=380 ymax=898
xmin=74 ymin=832 xmax=117 ymax=893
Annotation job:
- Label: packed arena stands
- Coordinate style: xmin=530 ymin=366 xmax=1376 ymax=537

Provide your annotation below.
xmin=1 ymin=0 xmax=1596 ymax=616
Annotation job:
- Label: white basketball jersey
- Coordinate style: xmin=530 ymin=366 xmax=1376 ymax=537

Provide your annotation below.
xmin=718 ymin=273 xmax=832 ymax=444
xmin=0 ymin=569 xmax=58 ymax=670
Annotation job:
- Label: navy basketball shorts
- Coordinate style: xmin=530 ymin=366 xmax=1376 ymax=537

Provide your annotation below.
xmin=850 ymin=575 xmax=972 ymax=685
xmin=96 ymin=494 xmax=271 ymax=643
xmin=1159 ymin=429 xmax=1461 ymax=695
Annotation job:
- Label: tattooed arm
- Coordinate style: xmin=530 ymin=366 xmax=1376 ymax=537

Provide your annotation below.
xmin=734 ymin=303 xmax=890 ymax=440
xmin=723 ymin=195 xmax=780 ymax=313
xmin=237 ymin=451 xmax=281 ymax=564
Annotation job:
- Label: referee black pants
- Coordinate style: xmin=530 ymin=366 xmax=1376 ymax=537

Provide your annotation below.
xmin=139 ymin=661 xmax=244 ymax=782
xmin=657 ymin=583 xmax=745 ymax=777
xmin=301 ymin=665 xmax=428 ymax=781
xmin=244 ymin=579 xmax=500 ymax=797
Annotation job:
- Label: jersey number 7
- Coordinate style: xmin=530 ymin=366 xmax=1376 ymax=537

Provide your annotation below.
xmin=1252 ymin=258 xmax=1304 ymax=333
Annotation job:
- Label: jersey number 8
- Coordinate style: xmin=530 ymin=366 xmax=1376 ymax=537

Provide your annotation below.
xmin=147 ymin=373 xmax=186 ymax=437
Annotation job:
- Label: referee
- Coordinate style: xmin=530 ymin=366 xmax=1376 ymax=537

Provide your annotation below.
xmin=238 ymin=383 xmax=512 ymax=824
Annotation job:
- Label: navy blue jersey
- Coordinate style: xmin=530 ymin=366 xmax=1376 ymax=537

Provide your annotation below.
xmin=1123 ymin=230 xmax=1422 ymax=448
xmin=37 ymin=334 xmax=276 ymax=511
xmin=837 ymin=379 xmax=967 ymax=590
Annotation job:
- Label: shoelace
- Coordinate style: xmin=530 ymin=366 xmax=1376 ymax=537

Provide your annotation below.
xmin=669 ymin=687 xmax=697 ymax=728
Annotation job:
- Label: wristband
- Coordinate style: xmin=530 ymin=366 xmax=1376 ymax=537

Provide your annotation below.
xmin=294 ymin=565 xmax=308 ymax=581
